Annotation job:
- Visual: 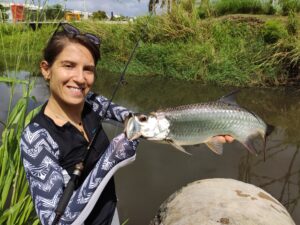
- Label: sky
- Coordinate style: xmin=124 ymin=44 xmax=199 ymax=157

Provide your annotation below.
xmin=62 ymin=0 xmax=149 ymax=16
xmin=7 ymin=0 xmax=150 ymax=17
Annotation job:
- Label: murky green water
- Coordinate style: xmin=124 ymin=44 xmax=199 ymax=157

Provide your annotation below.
xmin=1 ymin=71 xmax=300 ymax=224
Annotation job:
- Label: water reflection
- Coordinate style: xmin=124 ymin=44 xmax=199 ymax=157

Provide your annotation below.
xmin=0 ymin=71 xmax=48 ymax=138
xmin=1 ymin=70 xmax=300 ymax=224
xmin=95 ymin=73 xmax=300 ymax=224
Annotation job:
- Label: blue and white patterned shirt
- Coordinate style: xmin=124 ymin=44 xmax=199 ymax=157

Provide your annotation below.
xmin=20 ymin=92 xmax=138 ymax=225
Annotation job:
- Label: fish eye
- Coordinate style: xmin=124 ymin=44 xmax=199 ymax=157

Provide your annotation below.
xmin=138 ymin=114 xmax=148 ymax=122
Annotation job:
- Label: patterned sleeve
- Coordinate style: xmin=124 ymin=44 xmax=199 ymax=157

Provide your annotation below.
xmin=20 ymin=123 xmax=138 ymax=225
xmin=87 ymin=92 xmax=132 ymax=123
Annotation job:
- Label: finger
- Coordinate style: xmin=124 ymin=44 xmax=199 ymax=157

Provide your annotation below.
xmin=224 ymin=135 xmax=234 ymax=143
xmin=214 ymin=136 xmax=226 ymax=144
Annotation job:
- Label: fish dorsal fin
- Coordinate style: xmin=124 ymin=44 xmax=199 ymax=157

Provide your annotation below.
xmin=167 ymin=140 xmax=191 ymax=155
xmin=205 ymin=137 xmax=224 ymax=155
xmin=218 ymin=90 xmax=240 ymax=106
xmin=220 ymin=90 xmax=266 ymax=127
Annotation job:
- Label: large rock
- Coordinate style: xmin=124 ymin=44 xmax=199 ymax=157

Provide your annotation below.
xmin=151 ymin=178 xmax=295 ymax=225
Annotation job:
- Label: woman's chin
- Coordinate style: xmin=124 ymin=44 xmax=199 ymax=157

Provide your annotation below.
xmin=62 ymin=95 xmax=86 ymax=107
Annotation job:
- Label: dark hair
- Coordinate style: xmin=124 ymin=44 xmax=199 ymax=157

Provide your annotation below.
xmin=43 ymin=31 xmax=101 ymax=66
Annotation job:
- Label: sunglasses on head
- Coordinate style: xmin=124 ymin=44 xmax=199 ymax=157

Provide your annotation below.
xmin=53 ymin=22 xmax=101 ymax=48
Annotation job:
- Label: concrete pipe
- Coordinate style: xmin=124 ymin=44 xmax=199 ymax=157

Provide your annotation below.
xmin=151 ymin=178 xmax=295 ymax=225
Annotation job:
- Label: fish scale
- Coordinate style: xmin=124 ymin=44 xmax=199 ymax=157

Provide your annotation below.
xmin=125 ymin=92 xmax=274 ymax=155
xmin=162 ymin=103 xmax=267 ymax=152
xmin=166 ymin=104 xmax=261 ymax=135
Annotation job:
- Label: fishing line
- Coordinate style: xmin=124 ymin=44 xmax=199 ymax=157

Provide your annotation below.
xmin=52 ymin=13 xmax=153 ymax=225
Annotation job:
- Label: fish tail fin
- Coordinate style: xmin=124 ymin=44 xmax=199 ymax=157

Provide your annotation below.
xmin=262 ymin=123 xmax=275 ymax=161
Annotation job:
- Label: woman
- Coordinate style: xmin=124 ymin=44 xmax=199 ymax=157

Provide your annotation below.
xmin=20 ymin=23 xmax=138 ymax=225
xmin=20 ymin=23 xmax=234 ymax=225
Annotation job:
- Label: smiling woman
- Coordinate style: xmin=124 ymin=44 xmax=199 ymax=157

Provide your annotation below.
xmin=41 ymin=42 xmax=96 ymax=139
xmin=19 ymin=23 xmax=139 ymax=225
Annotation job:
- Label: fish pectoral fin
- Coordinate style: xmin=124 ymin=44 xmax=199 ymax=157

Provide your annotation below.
xmin=205 ymin=137 xmax=224 ymax=155
xmin=241 ymin=136 xmax=258 ymax=156
xmin=167 ymin=141 xmax=191 ymax=155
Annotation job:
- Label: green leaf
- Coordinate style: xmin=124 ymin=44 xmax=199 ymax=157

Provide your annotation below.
xmin=0 ymin=76 xmax=29 ymax=85
xmin=32 ymin=218 xmax=40 ymax=225
xmin=0 ymin=172 xmax=14 ymax=209
xmin=0 ymin=146 xmax=9 ymax=205
xmin=0 ymin=196 xmax=29 ymax=224
xmin=17 ymin=197 xmax=34 ymax=225
xmin=25 ymin=105 xmax=42 ymax=126
xmin=30 ymin=95 xmax=37 ymax=103
xmin=6 ymin=98 xmax=27 ymax=128
xmin=122 ymin=218 xmax=129 ymax=225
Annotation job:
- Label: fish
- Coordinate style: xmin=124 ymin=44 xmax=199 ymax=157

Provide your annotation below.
xmin=125 ymin=91 xmax=274 ymax=156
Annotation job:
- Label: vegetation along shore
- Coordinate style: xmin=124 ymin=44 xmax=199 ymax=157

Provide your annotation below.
xmin=1 ymin=0 xmax=300 ymax=87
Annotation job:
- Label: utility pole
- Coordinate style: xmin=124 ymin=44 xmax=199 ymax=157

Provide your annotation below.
xmin=82 ymin=0 xmax=88 ymax=19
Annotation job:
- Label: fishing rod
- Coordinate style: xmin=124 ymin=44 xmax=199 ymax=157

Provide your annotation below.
xmin=52 ymin=14 xmax=152 ymax=225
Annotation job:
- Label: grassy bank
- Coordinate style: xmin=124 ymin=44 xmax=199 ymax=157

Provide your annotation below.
xmin=85 ymin=12 xmax=300 ymax=86
xmin=1 ymin=14 xmax=299 ymax=86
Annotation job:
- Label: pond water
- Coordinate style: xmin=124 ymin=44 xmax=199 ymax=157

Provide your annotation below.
xmin=1 ymin=71 xmax=300 ymax=224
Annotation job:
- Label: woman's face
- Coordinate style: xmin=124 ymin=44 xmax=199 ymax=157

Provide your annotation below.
xmin=41 ymin=42 xmax=95 ymax=107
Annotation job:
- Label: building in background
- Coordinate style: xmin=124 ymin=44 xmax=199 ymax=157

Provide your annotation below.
xmin=0 ymin=1 xmax=42 ymax=22
xmin=10 ymin=3 xmax=24 ymax=22
xmin=64 ymin=11 xmax=81 ymax=21
xmin=0 ymin=1 xmax=92 ymax=22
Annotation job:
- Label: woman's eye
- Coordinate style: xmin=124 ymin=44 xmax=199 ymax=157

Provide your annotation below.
xmin=86 ymin=69 xmax=94 ymax=73
xmin=64 ymin=64 xmax=73 ymax=68
xmin=84 ymin=66 xmax=95 ymax=73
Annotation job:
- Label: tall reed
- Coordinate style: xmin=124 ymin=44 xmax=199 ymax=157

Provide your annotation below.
xmin=0 ymin=1 xmax=52 ymax=224
xmin=0 ymin=76 xmax=40 ymax=225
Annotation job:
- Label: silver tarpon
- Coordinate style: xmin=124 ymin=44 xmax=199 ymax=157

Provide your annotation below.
xmin=125 ymin=91 xmax=274 ymax=155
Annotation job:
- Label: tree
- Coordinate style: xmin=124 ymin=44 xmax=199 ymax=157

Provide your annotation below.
xmin=147 ymin=0 xmax=181 ymax=13
xmin=44 ymin=4 xmax=64 ymax=20
xmin=149 ymin=0 xmax=159 ymax=12
xmin=0 ymin=4 xmax=8 ymax=22
xmin=92 ymin=10 xmax=107 ymax=20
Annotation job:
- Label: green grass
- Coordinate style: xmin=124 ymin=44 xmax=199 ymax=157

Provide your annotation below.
xmin=1 ymin=14 xmax=299 ymax=86
xmin=1 ymin=3 xmax=300 ymax=87
xmin=0 ymin=20 xmax=46 ymax=225
xmin=197 ymin=0 xmax=300 ymax=18
xmin=0 ymin=77 xmax=39 ymax=224
xmin=0 ymin=23 xmax=53 ymax=73
xmin=214 ymin=0 xmax=274 ymax=16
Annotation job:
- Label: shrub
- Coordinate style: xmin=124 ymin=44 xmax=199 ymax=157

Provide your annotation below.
xmin=197 ymin=0 xmax=215 ymax=19
xmin=213 ymin=0 xmax=271 ymax=16
xmin=262 ymin=20 xmax=288 ymax=44
xmin=279 ymin=0 xmax=300 ymax=15
xmin=286 ymin=11 xmax=299 ymax=35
